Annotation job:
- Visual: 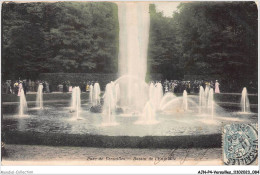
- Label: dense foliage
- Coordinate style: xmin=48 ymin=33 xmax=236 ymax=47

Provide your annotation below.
xmin=2 ymin=1 xmax=258 ymax=90
xmin=2 ymin=2 xmax=119 ymax=79
xmin=148 ymin=2 xmax=257 ymax=88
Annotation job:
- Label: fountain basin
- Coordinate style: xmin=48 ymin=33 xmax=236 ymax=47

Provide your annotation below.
xmin=2 ymin=101 xmax=257 ymax=148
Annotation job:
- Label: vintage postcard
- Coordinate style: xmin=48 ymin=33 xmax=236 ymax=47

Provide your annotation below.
xmin=1 ymin=0 xmax=259 ymax=174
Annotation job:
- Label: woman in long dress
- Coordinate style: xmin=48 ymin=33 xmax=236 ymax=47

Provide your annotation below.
xmin=69 ymin=85 xmax=72 ymax=92
xmin=17 ymin=81 xmax=23 ymax=96
xmin=215 ymin=80 xmax=220 ymax=93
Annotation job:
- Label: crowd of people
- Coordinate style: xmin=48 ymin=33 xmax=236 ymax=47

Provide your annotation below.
xmin=2 ymin=79 xmax=101 ymax=96
xmin=57 ymin=81 xmax=98 ymax=93
xmin=2 ymin=79 xmax=51 ymax=96
xmin=2 ymin=79 xmax=221 ymax=96
xmin=152 ymin=79 xmax=220 ymax=94
xmin=2 ymin=80 xmax=28 ymax=96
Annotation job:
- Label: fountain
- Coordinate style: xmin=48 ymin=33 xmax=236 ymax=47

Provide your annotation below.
xmin=90 ymin=2 xmax=255 ymax=128
xmin=183 ymin=90 xmax=188 ymax=111
xmin=71 ymin=87 xmax=76 ymax=111
xmin=36 ymin=84 xmax=43 ymax=109
xmin=71 ymin=86 xmax=81 ymax=119
xmin=199 ymin=86 xmax=205 ymax=113
xmin=204 ymin=86 xmax=209 ymax=106
xmin=135 ymin=101 xmax=158 ymax=125
xmin=19 ymin=89 xmax=28 ymax=116
xmin=159 ymin=92 xmax=176 ymax=110
xmin=207 ymin=88 xmax=214 ymax=119
xmin=89 ymin=84 xmax=93 ymax=104
xmin=198 ymin=86 xmax=215 ymax=117
xmin=115 ymin=2 xmax=150 ymax=111
xmin=115 ymin=83 xmax=120 ymax=107
xmin=93 ymin=83 xmax=101 ymax=106
xmin=155 ymin=83 xmax=163 ymax=110
xmin=102 ymin=82 xmax=118 ymax=126
xmin=241 ymin=87 xmax=250 ymax=113
xmin=97 ymin=2 xmax=152 ymax=123
xmin=149 ymin=82 xmax=163 ymax=110
xmin=90 ymin=83 xmax=102 ymax=113
xmin=149 ymin=83 xmax=155 ymax=101
xmin=2 ymin=2 xmax=258 ymax=150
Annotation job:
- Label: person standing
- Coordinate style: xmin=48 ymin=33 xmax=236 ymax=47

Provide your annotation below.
xmin=14 ymin=81 xmax=19 ymax=95
xmin=215 ymin=80 xmax=220 ymax=93
xmin=43 ymin=81 xmax=46 ymax=93
xmin=17 ymin=81 xmax=23 ymax=96
xmin=58 ymin=84 xmax=63 ymax=92
xmin=63 ymin=81 xmax=66 ymax=93
xmin=31 ymin=80 xmax=35 ymax=92
xmin=48 ymin=82 xmax=52 ymax=93
xmin=35 ymin=81 xmax=39 ymax=92
xmin=46 ymin=81 xmax=50 ymax=93
xmin=67 ymin=81 xmax=70 ymax=92
xmin=5 ymin=81 xmax=10 ymax=94
xmin=187 ymin=81 xmax=191 ymax=93
xmin=28 ymin=79 xmax=32 ymax=92
xmin=205 ymin=81 xmax=210 ymax=89
xmin=86 ymin=82 xmax=90 ymax=92
xmin=165 ymin=84 xmax=168 ymax=93
xmin=69 ymin=84 xmax=72 ymax=92
xmin=2 ymin=82 xmax=6 ymax=94
xmin=210 ymin=81 xmax=214 ymax=89
xmin=22 ymin=80 xmax=27 ymax=95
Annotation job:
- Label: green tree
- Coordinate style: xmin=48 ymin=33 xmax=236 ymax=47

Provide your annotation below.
xmin=2 ymin=2 xmax=119 ymax=80
xmin=148 ymin=4 xmax=182 ymax=79
xmin=148 ymin=2 xmax=257 ymax=91
xmin=2 ymin=2 xmax=53 ymax=79
xmin=49 ymin=2 xmax=119 ymax=73
xmin=174 ymin=2 xmax=257 ymax=90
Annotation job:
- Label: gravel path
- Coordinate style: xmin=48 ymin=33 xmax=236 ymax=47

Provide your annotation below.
xmin=2 ymin=144 xmax=223 ymax=165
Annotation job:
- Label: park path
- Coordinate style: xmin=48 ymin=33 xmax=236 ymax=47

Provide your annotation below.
xmin=2 ymin=144 xmax=222 ymax=165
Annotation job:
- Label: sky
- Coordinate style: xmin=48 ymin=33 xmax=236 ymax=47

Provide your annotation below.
xmin=154 ymin=2 xmax=181 ymax=17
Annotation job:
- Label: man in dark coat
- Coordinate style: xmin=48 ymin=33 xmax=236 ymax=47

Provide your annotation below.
xmin=22 ymin=80 xmax=27 ymax=95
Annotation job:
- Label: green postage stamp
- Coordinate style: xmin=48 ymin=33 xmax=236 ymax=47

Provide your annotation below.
xmin=223 ymin=123 xmax=258 ymax=165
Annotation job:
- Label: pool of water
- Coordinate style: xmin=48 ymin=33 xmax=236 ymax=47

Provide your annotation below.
xmin=2 ymin=102 xmax=258 ymax=137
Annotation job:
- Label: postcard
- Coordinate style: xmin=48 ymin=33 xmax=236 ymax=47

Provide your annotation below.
xmin=1 ymin=0 xmax=259 ymax=174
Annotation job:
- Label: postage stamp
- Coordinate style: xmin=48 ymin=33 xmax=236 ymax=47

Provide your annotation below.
xmin=223 ymin=123 xmax=258 ymax=165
